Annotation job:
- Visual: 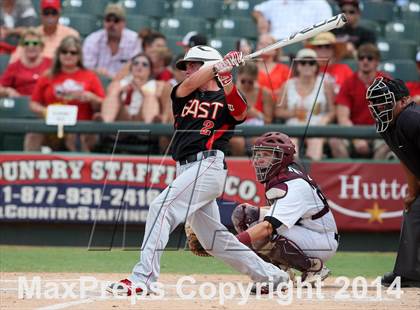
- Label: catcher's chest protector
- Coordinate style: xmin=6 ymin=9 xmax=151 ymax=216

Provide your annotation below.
xmin=265 ymin=165 xmax=314 ymax=205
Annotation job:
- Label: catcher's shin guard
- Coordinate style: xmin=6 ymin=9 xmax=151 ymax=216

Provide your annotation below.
xmin=269 ymin=236 xmax=323 ymax=273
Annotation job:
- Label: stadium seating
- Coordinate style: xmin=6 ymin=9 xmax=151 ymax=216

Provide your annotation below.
xmin=377 ymin=39 xmax=418 ymax=61
xmin=61 ymin=0 xmax=108 ymax=17
xmin=385 ymin=21 xmax=420 ymax=44
xmin=282 ymin=42 xmax=304 ymax=58
xmin=172 ymin=0 xmax=222 ymax=19
xmin=224 ymin=0 xmax=254 ymax=17
xmin=214 ymin=17 xmax=258 ymax=40
xmin=380 ymin=60 xmax=418 ymax=82
xmin=358 ymin=19 xmax=383 ymax=37
xmin=0 ymin=54 xmax=10 ymax=75
xmin=125 ymin=15 xmax=159 ymax=33
xmin=159 ymin=17 xmax=211 ymax=37
xmin=59 ymin=14 xmax=100 ymax=37
xmin=339 ymin=58 xmax=358 ymax=71
xmin=361 ymin=0 xmax=396 ymax=24
xmin=398 ymin=1 xmax=420 ymax=22
xmin=0 ymin=97 xmax=37 ymax=151
xmin=121 ymin=0 xmax=168 ymax=18
xmin=165 ymin=35 xmax=185 ymax=55
xmin=209 ymin=37 xmax=241 ymax=55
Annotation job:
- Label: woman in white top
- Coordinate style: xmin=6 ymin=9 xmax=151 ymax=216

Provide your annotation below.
xmin=276 ymin=48 xmax=335 ymax=160
xmin=101 ymin=53 xmax=171 ymax=123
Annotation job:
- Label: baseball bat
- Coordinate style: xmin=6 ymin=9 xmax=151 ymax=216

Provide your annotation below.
xmin=244 ymin=13 xmax=348 ymax=60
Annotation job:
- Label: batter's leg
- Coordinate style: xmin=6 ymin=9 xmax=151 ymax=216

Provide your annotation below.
xmin=189 ymin=201 xmax=288 ymax=284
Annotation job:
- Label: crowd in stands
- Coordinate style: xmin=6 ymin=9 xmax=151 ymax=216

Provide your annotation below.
xmin=0 ymin=0 xmax=419 ymax=160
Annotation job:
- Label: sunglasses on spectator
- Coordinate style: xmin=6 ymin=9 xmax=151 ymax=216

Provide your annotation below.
xmin=60 ymin=50 xmax=79 ymax=56
xmin=240 ymin=79 xmax=254 ymax=86
xmin=358 ymin=55 xmax=375 ymax=61
xmin=42 ymin=9 xmax=59 ymax=16
xmin=298 ymin=60 xmax=317 ymax=66
xmin=315 ymin=44 xmax=332 ymax=49
xmin=105 ymin=15 xmax=122 ymax=23
xmin=23 ymin=40 xmax=41 ymax=46
xmin=132 ymin=60 xmax=150 ymax=67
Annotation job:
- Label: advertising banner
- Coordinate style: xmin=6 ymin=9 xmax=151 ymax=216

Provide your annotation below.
xmin=0 ymin=154 xmax=405 ymax=231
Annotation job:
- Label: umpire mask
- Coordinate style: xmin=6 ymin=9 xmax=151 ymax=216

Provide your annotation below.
xmin=366 ymin=77 xmax=409 ymax=133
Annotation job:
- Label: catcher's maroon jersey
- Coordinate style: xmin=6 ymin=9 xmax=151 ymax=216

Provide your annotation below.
xmin=170 ymin=83 xmax=244 ymax=161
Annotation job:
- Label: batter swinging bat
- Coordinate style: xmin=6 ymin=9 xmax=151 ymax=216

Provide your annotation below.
xmin=244 ymin=13 xmax=348 ymax=60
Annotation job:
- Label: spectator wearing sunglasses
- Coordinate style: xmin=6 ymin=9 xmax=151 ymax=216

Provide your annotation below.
xmin=82 ymin=3 xmax=141 ymax=79
xmin=276 ymin=48 xmax=335 ymax=161
xmin=329 ymin=43 xmax=390 ymax=159
xmin=230 ymin=62 xmax=274 ymax=156
xmin=101 ymin=52 xmax=171 ymax=124
xmin=27 ymin=35 xmax=105 ymax=152
xmin=0 ymin=28 xmax=51 ymax=97
xmin=9 ymin=0 xmax=79 ymax=63
xmin=332 ymin=0 xmax=376 ymax=58
xmin=306 ymin=32 xmax=353 ymax=95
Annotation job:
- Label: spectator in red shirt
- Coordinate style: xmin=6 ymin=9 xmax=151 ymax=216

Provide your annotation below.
xmin=256 ymin=33 xmax=290 ymax=101
xmin=0 ymin=28 xmax=51 ymax=97
xmin=329 ymin=43 xmax=390 ymax=159
xmin=26 ymin=35 xmax=105 ymax=152
xmin=230 ymin=62 xmax=274 ymax=156
xmin=406 ymin=51 xmax=420 ymax=104
xmin=306 ymin=32 xmax=353 ymax=95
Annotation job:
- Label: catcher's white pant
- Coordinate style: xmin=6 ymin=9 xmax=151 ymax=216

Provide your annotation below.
xmin=129 ymin=150 xmax=287 ymax=288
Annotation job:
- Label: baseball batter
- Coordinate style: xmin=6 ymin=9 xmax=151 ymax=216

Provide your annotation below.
xmin=232 ymin=132 xmax=339 ymax=283
xmin=108 ymin=46 xmax=288 ymax=295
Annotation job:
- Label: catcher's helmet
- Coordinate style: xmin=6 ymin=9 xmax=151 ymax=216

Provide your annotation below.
xmin=252 ymin=132 xmax=296 ymax=183
xmin=175 ymin=45 xmax=222 ymax=71
xmin=366 ymin=77 xmax=409 ymax=133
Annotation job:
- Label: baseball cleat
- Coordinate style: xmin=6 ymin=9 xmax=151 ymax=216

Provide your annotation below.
xmin=301 ymin=266 xmax=331 ymax=285
xmin=106 ymin=278 xmax=144 ymax=296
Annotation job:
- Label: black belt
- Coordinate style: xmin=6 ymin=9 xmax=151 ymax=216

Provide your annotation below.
xmin=179 ymin=150 xmax=218 ymax=166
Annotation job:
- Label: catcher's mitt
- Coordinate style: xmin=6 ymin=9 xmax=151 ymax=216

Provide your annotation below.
xmin=185 ymin=225 xmax=212 ymax=257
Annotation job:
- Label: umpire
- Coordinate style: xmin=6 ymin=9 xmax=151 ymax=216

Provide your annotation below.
xmin=366 ymin=77 xmax=420 ymax=287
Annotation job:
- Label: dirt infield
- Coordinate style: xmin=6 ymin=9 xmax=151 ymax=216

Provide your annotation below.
xmin=1 ymin=272 xmax=419 ymax=310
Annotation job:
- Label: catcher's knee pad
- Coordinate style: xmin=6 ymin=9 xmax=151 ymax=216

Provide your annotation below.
xmin=231 ymin=204 xmax=260 ymax=233
xmin=269 ymin=236 xmax=322 ymax=273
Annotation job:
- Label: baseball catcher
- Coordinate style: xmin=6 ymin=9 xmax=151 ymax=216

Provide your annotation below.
xmin=232 ymin=132 xmax=339 ymax=284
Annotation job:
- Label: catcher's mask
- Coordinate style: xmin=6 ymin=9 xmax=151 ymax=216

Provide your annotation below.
xmin=175 ymin=45 xmax=222 ymax=71
xmin=252 ymin=132 xmax=296 ymax=183
xmin=366 ymin=77 xmax=409 ymax=133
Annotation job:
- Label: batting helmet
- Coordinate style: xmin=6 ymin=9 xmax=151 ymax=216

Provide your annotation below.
xmin=252 ymin=132 xmax=296 ymax=183
xmin=175 ymin=45 xmax=222 ymax=71
xmin=366 ymin=77 xmax=410 ymax=133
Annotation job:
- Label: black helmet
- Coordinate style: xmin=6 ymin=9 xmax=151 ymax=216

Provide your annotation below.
xmin=366 ymin=77 xmax=409 ymax=133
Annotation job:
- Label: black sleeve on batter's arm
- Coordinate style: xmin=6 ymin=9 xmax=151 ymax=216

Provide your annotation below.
xmin=171 ymin=83 xmax=192 ymax=100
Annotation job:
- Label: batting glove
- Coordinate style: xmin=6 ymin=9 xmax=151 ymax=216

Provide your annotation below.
xmin=223 ymin=51 xmax=245 ymax=67
xmin=213 ymin=60 xmax=233 ymax=87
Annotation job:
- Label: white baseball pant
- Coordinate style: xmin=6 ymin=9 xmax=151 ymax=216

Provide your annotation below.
xmin=129 ymin=150 xmax=287 ymax=287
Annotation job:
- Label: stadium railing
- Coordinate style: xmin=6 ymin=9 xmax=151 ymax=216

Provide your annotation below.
xmin=0 ymin=118 xmax=380 ymax=139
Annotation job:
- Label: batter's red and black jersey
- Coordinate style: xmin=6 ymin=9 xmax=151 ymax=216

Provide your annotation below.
xmin=170 ymin=83 xmax=245 ymax=161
